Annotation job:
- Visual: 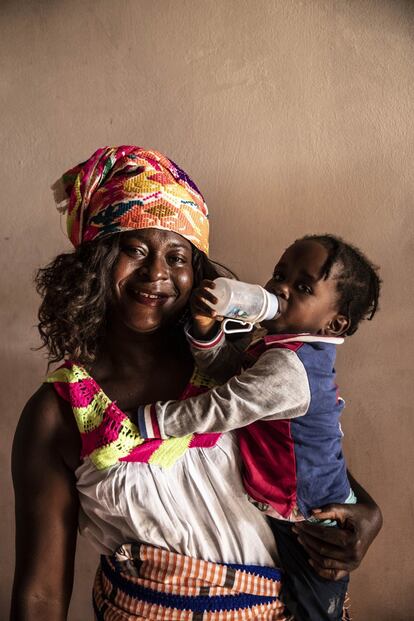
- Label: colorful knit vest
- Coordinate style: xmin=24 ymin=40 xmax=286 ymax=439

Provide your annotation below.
xmin=46 ymin=362 xmax=221 ymax=470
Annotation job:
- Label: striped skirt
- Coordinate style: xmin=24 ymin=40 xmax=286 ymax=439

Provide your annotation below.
xmin=93 ymin=543 xmax=288 ymax=620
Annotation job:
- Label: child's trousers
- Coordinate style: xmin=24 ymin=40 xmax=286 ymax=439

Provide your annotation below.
xmin=269 ymin=518 xmax=349 ymax=621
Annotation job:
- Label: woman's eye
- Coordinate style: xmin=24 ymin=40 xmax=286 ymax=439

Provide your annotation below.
xmin=272 ymin=273 xmax=283 ymax=282
xmin=168 ymin=255 xmax=187 ymax=265
xmin=122 ymin=245 xmax=146 ymax=257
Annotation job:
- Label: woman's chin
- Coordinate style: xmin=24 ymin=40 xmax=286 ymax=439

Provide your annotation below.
xmin=119 ymin=311 xmax=185 ymax=336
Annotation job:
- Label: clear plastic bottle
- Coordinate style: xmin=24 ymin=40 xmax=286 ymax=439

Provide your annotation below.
xmin=210 ymin=277 xmax=280 ymax=333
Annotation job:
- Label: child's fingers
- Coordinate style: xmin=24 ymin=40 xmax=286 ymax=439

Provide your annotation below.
xmin=200 ymin=279 xmax=216 ymax=289
xmin=191 ymin=288 xmax=218 ymax=316
xmin=311 ymin=503 xmax=354 ymax=526
xmin=311 ymin=508 xmax=344 ymax=523
xmin=192 ymin=299 xmax=218 ymax=318
xmin=196 ymin=286 xmax=218 ymax=306
xmin=191 ymin=292 xmax=216 ymax=313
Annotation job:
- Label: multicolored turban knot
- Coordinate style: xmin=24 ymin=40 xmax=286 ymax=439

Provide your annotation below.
xmin=53 ymin=146 xmax=209 ymax=255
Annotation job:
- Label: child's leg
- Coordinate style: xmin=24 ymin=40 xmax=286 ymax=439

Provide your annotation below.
xmin=269 ymin=518 xmax=349 ymax=621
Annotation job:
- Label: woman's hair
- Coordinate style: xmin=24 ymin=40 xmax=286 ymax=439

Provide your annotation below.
xmin=300 ymin=234 xmax=381 ymax=336
xmin=35 ymin=234 xmax=234 ymax=365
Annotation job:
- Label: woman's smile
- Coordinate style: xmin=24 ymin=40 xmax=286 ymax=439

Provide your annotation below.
xmin=126 ymin=286 xmax=173 ymax=307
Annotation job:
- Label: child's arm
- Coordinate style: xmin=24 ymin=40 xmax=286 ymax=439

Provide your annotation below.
xmin=137 ymin=347 xmax=310 ymax=439
xmin=186 ymin=325 xmax=251 ymax=384
xmin=185 ymin=279 xmax=252 ymax=383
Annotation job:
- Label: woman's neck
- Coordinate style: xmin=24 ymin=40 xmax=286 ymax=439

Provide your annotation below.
xmin=89 ymin=322 xmax=193 ymax=409
xmin=93 ymin=321 xmax=188 ymax=376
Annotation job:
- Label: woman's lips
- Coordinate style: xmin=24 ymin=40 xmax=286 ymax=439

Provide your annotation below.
xmin=128 ymin=289 xmax=172 ymax=307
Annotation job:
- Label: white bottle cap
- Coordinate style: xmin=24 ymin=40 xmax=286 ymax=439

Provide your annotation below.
xmin=262 ymin=291 xmax=279 ymax=321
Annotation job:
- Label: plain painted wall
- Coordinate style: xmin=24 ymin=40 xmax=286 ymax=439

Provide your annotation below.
xmin=1 ymin=1 xmax=413 ymax=618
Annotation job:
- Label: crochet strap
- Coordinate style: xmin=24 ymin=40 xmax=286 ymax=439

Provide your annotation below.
xmin=45 ymin=362 xmax=221 ymax=471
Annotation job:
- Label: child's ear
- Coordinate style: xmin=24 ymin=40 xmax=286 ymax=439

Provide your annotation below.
xmin=324 ymin=314 xmax=349 ymax=337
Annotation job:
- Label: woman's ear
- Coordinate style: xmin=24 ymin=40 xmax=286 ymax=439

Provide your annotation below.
xmin=324 ymin=314 xmax=350 ymax=337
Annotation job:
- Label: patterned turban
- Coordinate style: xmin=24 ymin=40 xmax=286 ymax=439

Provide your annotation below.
xmin=53 ymin=146 xmax=209 ymax=254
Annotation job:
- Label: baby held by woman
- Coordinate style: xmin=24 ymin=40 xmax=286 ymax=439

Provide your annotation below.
xmin=137 ymin=233 xmax=381 ymax=621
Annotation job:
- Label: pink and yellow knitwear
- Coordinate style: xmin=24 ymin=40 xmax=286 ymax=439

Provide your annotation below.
xmin=54 ymin=146 xmax=209 ymax=254
xmin=46 ymin=362 xmax=221 ymax=470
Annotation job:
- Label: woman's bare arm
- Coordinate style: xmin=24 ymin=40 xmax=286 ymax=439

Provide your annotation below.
xmin=10 ymin=384 xmax=81 ymax=621
xmin=293 ymin=472 xmax=383 ymax=580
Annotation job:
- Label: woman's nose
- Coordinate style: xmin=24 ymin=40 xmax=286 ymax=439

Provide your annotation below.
xmin=139 ymin=256 xmax=169 ymax=281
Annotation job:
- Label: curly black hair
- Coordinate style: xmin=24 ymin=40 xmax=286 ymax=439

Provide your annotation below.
xmin=300 ymin=234 xmax=381 ymax=336
xmin=35 ymin=234 xmax=233 ymax=365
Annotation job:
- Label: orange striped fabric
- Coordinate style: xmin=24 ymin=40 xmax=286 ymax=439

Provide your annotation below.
xmin=93 ymin=543 xmax=288 ymax=621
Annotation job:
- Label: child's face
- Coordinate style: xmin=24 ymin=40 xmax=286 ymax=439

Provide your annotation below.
xmin=262 ymin=240 xmax=348 ymax=336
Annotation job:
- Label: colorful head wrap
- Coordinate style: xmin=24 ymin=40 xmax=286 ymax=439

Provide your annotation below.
xmin=53 ymin=146 xmax=209 ymax=254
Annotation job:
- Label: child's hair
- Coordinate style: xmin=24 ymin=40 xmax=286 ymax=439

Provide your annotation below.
xmin=35 ymin=235 xmax=233 ymax=366
xmin=299 ymin=234 xmax=381 ymax=336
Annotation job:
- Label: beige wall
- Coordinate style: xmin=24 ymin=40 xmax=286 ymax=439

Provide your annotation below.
xmin=1 ymin=1 xmax=413 ymax=618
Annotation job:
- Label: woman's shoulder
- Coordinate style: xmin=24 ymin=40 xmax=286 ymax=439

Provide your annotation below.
xmin=21 ymin=381 xmax=71 ymax=422
xmin=14 ymin=382 xmax=81 ymax=471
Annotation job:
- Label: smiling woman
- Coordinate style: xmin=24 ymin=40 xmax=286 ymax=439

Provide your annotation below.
xmin=113 ymin=229 xmax=194 ymax=334
xmin=11 ymin=146 xmax=382 ymax=621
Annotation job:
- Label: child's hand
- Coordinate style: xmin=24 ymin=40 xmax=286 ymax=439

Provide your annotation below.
xmin=190 ymin=280 xmax=222 ymax=338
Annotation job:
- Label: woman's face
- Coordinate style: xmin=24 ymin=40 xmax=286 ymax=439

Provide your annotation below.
xmin=111 ymin=228 xmax=194 ymax=334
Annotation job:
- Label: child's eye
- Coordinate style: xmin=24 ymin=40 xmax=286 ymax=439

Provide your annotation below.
xmin=272 ymin=273 xmax=283 ymax=281
xmin=298 ymin=283 xmax=312 ymax=295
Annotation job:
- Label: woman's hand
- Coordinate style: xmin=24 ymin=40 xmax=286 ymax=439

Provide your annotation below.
xmin=190 ymin=279 xmax=222 ymax=338
xmin=292 ymin=477 xmax=382 ymax=581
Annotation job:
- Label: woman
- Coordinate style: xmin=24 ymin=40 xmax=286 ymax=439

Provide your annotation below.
xmin=11 ymin=146 xmax=382 ymax=620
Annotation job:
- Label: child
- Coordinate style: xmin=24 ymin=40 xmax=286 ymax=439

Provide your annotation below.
xmin=136 ymin=234 xmax=381 ymax=621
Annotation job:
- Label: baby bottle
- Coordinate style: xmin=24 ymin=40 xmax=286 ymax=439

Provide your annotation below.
xmin=211 ymin=277 xmax=280 ymax=333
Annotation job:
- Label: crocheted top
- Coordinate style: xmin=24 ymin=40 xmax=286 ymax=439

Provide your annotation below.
xmin=45 ymin=362 xmax=221 ymax=470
